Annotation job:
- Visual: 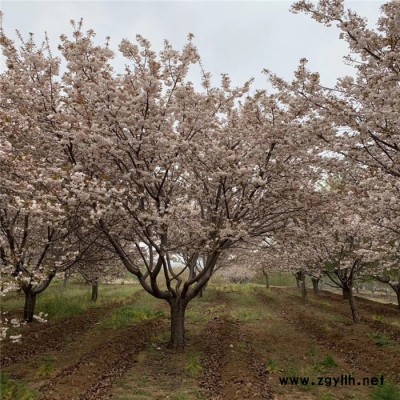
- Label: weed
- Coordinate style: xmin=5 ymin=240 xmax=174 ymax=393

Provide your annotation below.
xmin=231 ymin=309 xmax=262 ymax=321
xmin=186 ymin=309 xmax=207 ymax=324
xmin=0 ymin=373 xmax=37 ymax=400
xmin=185 ymin=353 xmax=203 ymax=376
xmin=266 ymin=359 xmax=282 ymax=373
xmin=36 ymin=357 xmax=55 ymax=378
xmin=369 ymin=333 xmax=392 ymax=347
xmin=38 ymin=295 xmax=86 ymax=319
xmin=308 ymin=344 xmax=317 ymax=357
xmin=99 ymin=305 xmax=164 ymax=330
xmin=314 ymin=355 xmax=337 ymax=373
xmin=371 ymin=314 xmax=385 ymax=323
xmin=370 ymin=382 xmax=400 ymax=400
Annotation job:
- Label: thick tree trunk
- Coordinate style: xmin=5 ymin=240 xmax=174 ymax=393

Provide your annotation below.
xmin=168 ymin=299 xmax=187 ymax=350
xmin=391 ymin=284 xmax=400 ymax=311
xmin=311 ymin=277 xmax=319 ymax=295
xmin=295 ymin=274 xmax=301 ymax=289
xmin=24 ymin=290 xmax=37 ymax=323
xmin=348 ymin=288 xmax=360 ymax=323
xmin=342 ymin=286 xmax=351 ymax=300
xmin=91 ymin=281 xmax=98 ymax=302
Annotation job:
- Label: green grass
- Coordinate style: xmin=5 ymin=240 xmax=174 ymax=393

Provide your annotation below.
xmin=98 ymin=290 xmax=165 ymax=330
xmin=370 ymin=382 xmax=400 ymax=400
xmin=266 ymin=358 xmax=282 ymax=373
xmin=313 ymin=355 xmax=337 ymax=373
xmin=99 ymin=305 xmax=164 ymax=330
xmin=254 ymin=272 xmax=297 ymax=287
xmin=185 ymin=353 xmax=203 ymax=376
xmin=369 ymin=333 xmax=392 ymax=347
xmin=0 ymin=373 xmax=37 ymax=400
xmin=231 ymin=309 xmax=263 ymax=321
xmin=371 ymin=314 xmax=385 ymax=323
xmin=36 ymin=357 xmax=55 ymax=378
xmin=1 ymin=282 xmax=140 ymax=319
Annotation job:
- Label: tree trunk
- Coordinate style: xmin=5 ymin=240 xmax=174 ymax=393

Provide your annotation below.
xmin=198 ymin=286 xmax=204 ymax=298
xmin=264 ymin=272 xmax=270 ymax=288
xmin=24 ymin=290 xmax=37 ymax=323
xmin=168 ymin=299 xmax=187 ymax=350
xmin=63 ymin=271 xmax=70 ymax=288
xmin=91 ymin=281 xmax=98 ymax=302
xmin=311 ymin=277 xmax=319 ymax=295
xmin=301 ymin=275 xmax=307 ymax=304
xmin=295 ymin=274 xmax=301 ymax=289
xmin=342 ymin=286 xmax=351 ymax=300
xmin=391 ymin=284 xmax=400 ymax=311
xmin=348 ymin=287 xmax=360 ymax=323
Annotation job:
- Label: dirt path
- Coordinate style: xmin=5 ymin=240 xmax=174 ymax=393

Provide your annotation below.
xmin=199 ymin=291 xmax=273 ymax=400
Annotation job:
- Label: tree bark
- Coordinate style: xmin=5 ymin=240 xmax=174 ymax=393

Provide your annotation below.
xmin=390 ymin=284 xmax=400 ymax=311
xmin=23 ymin=290 xmax=37 ymax=323
xmin=168 ymin=298 xmax=187 ymax=350
xmin=91 ymin=281 xmax=98 ymax=302
xmin=348 ymin=287 xmax=360 ymax=323
xmin=342 ymin=286 xmax=351 ymax=300
xmin=264 ymin=272 xmax=270 ymax=288
xmin=301 ymin=275 xmax=307 ymax=304
xmin=311 ymin=277 xmax=319 ymax=295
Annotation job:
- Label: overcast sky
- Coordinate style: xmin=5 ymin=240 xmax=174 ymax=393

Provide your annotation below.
xmin=1 ymin=1 xmax=384 ymax=90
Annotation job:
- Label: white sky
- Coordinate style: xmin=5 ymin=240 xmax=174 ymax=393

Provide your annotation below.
xmin=1 ymin=1 xmax=384 ymax=90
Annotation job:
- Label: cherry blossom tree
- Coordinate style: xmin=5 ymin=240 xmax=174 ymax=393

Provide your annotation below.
xmin=263 ymin=0 xmax=399 ymax=311
xmin=0 ymin=26 xmax=109 ymax=325
xmin=39 ymin=23 xmax=317 ymax=349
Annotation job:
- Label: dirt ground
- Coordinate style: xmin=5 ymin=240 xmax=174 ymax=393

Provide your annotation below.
xmin=1 ymin=285 xmax=399 ymax=400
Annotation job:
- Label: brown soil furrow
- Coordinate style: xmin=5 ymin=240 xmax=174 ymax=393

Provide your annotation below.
xmin=38 ymin=318 xmax=165 ymax=400
xmin=0 ymin=302 xmax=122 ymax=368
xmin=275 ymin=306 xmax=400 ymax=384
xmin=299 ymin=294 xmax=400 ymax=341
xmin=200 ymin=317 xmax=234 ymax=399
xmin=200 ymin=316 xmax=273 ymax=400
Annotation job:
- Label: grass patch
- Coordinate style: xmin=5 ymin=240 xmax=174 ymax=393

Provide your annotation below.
xmin=231 ymin=309 xmax=263 ymax=321
xmin=186 ymin=309 xmax=207 ymax=324
xmin=0 ymin=373 xmax=37 ymax=400
xmin=371 ymin=314 xmax=385 ymax=323
xmin=99 ymin=305 xmax=164 ymax=330
xmin=36 ymin=357 xmax=55 ymax=378
xmin=369 ymin=333 xmax=392 ymax=347
xmin=313 ymin=355 xmax=337 ymax=373
xmin=370 ymin=382 xmax=400 ymax=400
xmin=185 ymin=353 xmax=203 ymax=376
xmin=266 ymin=359 xmax=282 ymax=373
xmin=1 ymin=283 xmax=140 ymax=320
xmin=37 ymin=293 xmax=87 ymax=319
